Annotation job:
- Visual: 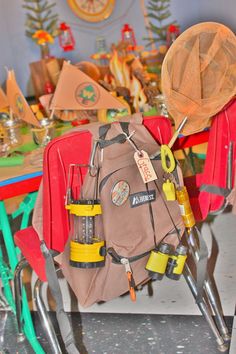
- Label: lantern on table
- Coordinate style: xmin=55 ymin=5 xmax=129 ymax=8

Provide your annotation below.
xmin=59 ymin=22 xmax=75 ymax=52
xmin=121 ymin=24 xmax=137 ymax=51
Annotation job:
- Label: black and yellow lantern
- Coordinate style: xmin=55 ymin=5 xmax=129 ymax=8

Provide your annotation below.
xmin=65 ymin=164 xmax=106 ymax=268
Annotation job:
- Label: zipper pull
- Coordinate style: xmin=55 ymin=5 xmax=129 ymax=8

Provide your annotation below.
xmin=120 ymin=258 xmax=136 ymax=302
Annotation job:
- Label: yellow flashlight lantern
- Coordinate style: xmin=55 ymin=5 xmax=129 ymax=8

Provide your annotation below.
xmin=65 ymin=164 xmax=106 ymax=268
xmin=176 ymin=186 xmax=195 ymax=228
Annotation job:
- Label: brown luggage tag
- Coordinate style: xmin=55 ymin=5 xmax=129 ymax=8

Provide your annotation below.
xmin=134 ymin=150 xmax=157 ymax=184
xmin=123 ymin=130 xmax=157 ymax=184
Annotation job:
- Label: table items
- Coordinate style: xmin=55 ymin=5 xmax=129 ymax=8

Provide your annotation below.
xmin=31 ymin=118 xmax=55 ymax=146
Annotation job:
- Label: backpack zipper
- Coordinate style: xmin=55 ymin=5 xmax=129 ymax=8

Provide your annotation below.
xmin=107 ymin=247 xmax=151 ymax=302
xmin=120 ymin=258 xmax=136 ymax=302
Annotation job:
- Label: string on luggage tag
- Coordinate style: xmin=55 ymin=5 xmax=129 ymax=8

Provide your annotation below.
xmin=122 ymin=130 xmax=158 ymax=183
xmin=122 ymin=130 xmax=143 ymax=156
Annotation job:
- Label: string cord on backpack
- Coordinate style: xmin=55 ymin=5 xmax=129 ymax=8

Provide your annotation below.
xmin=145 ymin=183 xmax=158 ymax=249
xmin=153 ymin=179 xmax=182 ymax=242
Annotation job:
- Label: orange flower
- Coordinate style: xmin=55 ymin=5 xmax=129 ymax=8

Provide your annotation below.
xmin=32 ymin=30 xmax=54 ymax=45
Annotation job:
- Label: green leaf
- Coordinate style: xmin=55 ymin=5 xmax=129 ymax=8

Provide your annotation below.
xmin=149 ymin=21 xmax=163 ymax=32
xmin=147 ymin=3 xmax=170 ymax=12
xmin=147 ymin=13 xmax=165 ymax=21
xmin=23 ymin=0 xmax=39 ymax=3
xmin=25 ymin=30 xmax=35 ymax=37
xmin=147 ymin=5 xmax=159 ymax=11
xmin=156 ymin=4 xmax=170 ymax=11
xmin=41 ymin=9 xmax=52 ymax=19
xmin=25 ymin=21 xmax=41 ymax=30
xmin=158 ymin=11 xmax=171 ymax=20
xmin=51 ymin=28 xmax=59 ymax=37
xmin=37 ymin=0 xmax=46 ymax=11
xmin=26 ymin=13 xmax=41 ymax=22
xmin=22 ymin=5 xmax=38 ymax=12
xmin=41 ymin=14 xmax=58 ymax=23
xmin=45 ymin=19 xmax=58 ymax=32
xmin=42 ymin=3 xmax=56 ymax=12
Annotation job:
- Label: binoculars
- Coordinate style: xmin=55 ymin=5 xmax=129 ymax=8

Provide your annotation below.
xmin=145 ymin=243 xmax=188 ymax=281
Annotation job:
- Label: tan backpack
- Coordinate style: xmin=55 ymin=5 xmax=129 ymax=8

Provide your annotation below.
xmin=60 ymin=115 xmax=184 ymax=307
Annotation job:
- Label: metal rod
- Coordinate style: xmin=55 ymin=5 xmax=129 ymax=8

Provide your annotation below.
xmin=34 ymin=278 xmax=62 ymax=354
xmin=183 ymin=264 xmax=228 ymax=352
xmin=168 ymin=116 xmax=188 ymax=149
xmin=188 ymin=228 xmax=230 ymax=341
xmin=227 ymin=141 xmax=233 ymax=189
xmin=13 ymin=257 xmax=29 ymax=342
xmin=204 ymin=279 xmax=231 ymax=341
xmin=211 ymin=140 xmax=233 ymax=216
xmin=150 ymin=116 xmax=188 ymax=159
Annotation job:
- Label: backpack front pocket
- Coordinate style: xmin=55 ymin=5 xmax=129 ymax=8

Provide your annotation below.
xmin=99 ymin=162 xmax=161 ymax=255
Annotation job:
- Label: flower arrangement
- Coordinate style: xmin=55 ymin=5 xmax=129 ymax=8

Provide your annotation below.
xmin=32 ymin=30 xmax=54 ymax=46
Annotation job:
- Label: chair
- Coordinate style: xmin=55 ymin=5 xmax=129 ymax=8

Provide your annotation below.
xmin=179 ymin=99 xmax=236 ymax=222
xmin=14 ymin=116 xmax=230 ymax=353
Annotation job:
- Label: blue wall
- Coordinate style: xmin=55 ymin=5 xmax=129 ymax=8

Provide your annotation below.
xmin=0 ymin=0 xmax=234 ymax=96
xmin=199 ymin=0 xmax=236 ymax=31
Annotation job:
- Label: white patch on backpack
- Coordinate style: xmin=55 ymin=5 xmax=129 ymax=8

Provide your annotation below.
xmin=111 ymin=180 xmax=130 ymax=206
xmin=129 ymin=190 xmax=156 ymax=208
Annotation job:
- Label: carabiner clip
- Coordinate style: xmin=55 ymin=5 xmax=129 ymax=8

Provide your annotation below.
xmin=89 ymin=140 xmax=99 ymax=176
xmin=123 ymin=130 xmax=143 ymax=157
xmin=161 ymin=144 xmax=176 ymax=173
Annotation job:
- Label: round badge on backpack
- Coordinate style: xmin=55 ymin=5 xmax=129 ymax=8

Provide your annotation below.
xmin=111 ymin=181 xmax=130 ymax=206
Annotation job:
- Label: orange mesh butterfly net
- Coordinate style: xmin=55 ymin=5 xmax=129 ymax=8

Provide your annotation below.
xmin=161 ymin=22 xmax=236 ymax=135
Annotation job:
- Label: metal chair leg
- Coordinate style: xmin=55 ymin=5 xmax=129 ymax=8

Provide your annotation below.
xmin=188 ymin=228 xmax=230 ymax=341
xmin=13 ymin=257 xmax=29 ymax=342
xmin=204 ymin=277 xmax=231 ymax=341
xmin=34 ymin=278 xmax=62 ymax=354
xmin=183 ymin=264 xmax=228 ymax=352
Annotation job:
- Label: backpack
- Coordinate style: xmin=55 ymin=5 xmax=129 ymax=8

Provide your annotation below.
xmin=60 ymin=114 xmax=184 ymax=307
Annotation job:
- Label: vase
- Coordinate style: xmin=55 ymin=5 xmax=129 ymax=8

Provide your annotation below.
xmin=40 ymin=43 xmax=50 ymax=59
xmin=31 ymin=118 xmax=55 ymax=146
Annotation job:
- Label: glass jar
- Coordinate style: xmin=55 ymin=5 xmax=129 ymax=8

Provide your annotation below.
xmin=31 ymin=118 xmax=55 ymax=146
xmin=0 ymin=124 xmax=10 ymax=157
xmin=2 ymin=118 xmax=22 ymax=148
xmin=153 ymin=94 xmax=169 ymax=117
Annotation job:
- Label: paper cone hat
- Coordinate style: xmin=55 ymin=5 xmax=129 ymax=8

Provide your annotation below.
xmin=0 ymin=86 xmax=8 ymax=110
xmin=50 ymin=61 xmax=126 ymax=110
xmin=6 ymin=70 xmax=40 ymax=127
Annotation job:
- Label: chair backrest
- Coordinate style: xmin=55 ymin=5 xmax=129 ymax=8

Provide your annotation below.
xmin=42 ymin=116 xmax=172 ymax=252
xmin=184 ymin=98 xmax=236 ymax=220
